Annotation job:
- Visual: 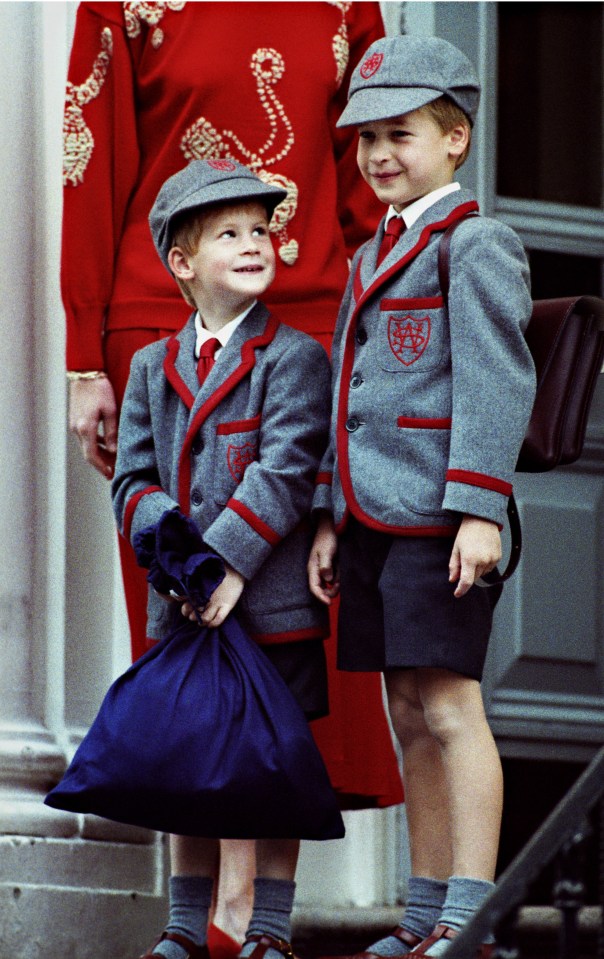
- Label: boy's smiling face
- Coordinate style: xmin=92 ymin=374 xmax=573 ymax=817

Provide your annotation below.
xmin=169 ymin=201 xmax=276 ymax=328
xmin=356 ymin=108 xmax=468 ymax=211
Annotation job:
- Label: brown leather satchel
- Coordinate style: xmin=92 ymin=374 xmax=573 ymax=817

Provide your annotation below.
xmin=439 ymin=217 xmax=604 ymax=582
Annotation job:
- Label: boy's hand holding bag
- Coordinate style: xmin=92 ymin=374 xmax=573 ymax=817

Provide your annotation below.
xmin=45 ymin=510 xmax=345 ymax=840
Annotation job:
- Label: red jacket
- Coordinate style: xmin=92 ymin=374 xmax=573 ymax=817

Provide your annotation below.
xmin=61 ymin=1 xmax=384 ymax=370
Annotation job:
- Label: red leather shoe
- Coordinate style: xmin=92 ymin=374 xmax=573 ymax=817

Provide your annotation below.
xmin=207 ymin=924 xmax=242 ymax=959
xmin=408 ymin=924 xmax=494 ymax=959
xmin=318 ymin=926 xmax=423 ymax=959
xmin=139 ymin=931 xmax=210 ymax=959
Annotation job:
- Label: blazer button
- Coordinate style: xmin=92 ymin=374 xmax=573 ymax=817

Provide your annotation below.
xmin=356 ymin=327 xmax=367 ymax=345
xmin=346 ymin=416 xmax=360 ymax=432
xmin=192 ymin=437 xmax=204 ymax=455
xmin=191 ymin=489 xmax=203 ymax=506
xmin=350 ymin=373 xmax=363 ymax=389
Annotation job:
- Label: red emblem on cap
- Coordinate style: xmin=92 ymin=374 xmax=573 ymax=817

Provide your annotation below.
xmin=227 ymin=442 xmax=257 ymax=482
xmin=207 ymin=159 xmax=237 ymax=172
xmin=388 ymin=315 xmax=431 ymax=366
xmin=360 ymin=52 xmax=383 ymax=79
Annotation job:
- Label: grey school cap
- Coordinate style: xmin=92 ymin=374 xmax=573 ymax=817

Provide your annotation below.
xmin=338 ymin=35 xmax=480 ymax=128
xmin=150 ymin=159 xmax=287 ymax=271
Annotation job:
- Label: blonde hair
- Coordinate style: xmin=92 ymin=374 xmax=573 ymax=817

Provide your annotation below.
xmin=169 ymin=208 xmax=208 ymax=307
xmin=422 ymin=95 xmax=472 ymax=169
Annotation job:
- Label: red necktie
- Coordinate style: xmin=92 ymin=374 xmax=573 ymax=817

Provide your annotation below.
xmin=197 ymin=337 xmax=221 ymax=386
xmin=376 ymin=216 xmax=406 ymax=267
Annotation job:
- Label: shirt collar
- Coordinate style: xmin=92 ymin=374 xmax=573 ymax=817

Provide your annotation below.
xmin=385 ymin=182 xmax=461 ymax=230
xmin=194 ymin=301 xmax=257 ymax=358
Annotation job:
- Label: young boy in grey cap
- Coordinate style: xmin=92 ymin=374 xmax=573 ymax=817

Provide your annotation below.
xmin=112 ymin=159 xmax=332 ymax=959
xmin=309 ymin=35 xmax=536 ymax=958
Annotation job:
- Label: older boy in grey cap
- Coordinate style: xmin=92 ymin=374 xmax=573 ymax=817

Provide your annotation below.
xmin=112 ymin=159 xmax=333 ymax=959
xmin=309 ymin=35 xmax=536 ymax=958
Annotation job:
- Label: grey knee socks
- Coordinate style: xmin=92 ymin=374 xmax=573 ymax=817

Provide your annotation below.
xmin=239 ymin=877 xmax=296 ymax=959
xmin=365 ymin=876 xmax=448 ymax=956
xmin=152 ymin=875 xmax=214 ymax=959
xmin=424 ymin=876 xmax=496 ymax=956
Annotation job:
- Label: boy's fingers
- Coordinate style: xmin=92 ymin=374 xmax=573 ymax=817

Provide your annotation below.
xmin=454 ymin=567 xmax=475 ymax=597
xmin=448 ymin=546 xmax=461 ymax=583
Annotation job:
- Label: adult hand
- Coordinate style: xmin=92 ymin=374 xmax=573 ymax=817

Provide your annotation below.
xmin=308 ymin=512 xmax=340 ymax=605
xmin=69 ymin=378 xmax=118 ymax=479
xmin=449 ymin=515 xmax=502 ymax=598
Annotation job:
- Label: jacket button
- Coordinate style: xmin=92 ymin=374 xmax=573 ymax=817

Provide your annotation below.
xmin=356 ymin=327 xmax=367 ymax=345
xmin=191 ymin=489 xmax=203 ymax=506
xmin=192 ymin=437 xmax=204 ymax=455
xmin=350 ymin=373 xmax=363 ymax=389
xmin=346 ymin=416 xmax=360 ymax=432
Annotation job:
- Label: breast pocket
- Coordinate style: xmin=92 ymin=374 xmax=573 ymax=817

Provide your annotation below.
xmin=377 ymin=296 xmax=447 ymax=373
xmin=214 ymin=415 xmax=261 ymax=503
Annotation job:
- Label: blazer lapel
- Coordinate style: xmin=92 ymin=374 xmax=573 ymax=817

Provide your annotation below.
xmin=176 ymin=303 xmax=279 ymax=512
xmin=163 ymin=303 xmax=277 ymax=416
xmin=189 ymin=302 xmax=275 ymax=416
xmin=356 ymin=192 xmax=479 ymax=308
xmin=163 ymin=314 xmax=199 ymax=411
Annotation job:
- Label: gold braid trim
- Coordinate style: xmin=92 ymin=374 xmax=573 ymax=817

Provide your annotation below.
xmin=63 ymin=27 xmax=113 ymax=187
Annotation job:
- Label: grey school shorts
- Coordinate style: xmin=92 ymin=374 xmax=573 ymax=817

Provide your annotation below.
xmin=337 ymin=518 xmax=502 ymax=681
xmin=262 ymin=639 xmax=329 ymax=721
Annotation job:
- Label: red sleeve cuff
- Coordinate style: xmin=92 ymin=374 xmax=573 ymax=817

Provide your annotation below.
xmin=226 ymin=499 xmax=281 ymax=546
xmin=446 ymin=469 xmax=512 ymax=497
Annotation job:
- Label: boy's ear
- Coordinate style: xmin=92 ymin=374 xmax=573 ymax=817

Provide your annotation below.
xmin=168 ymin=246 xmax=195 ymax=280
xmin=447 ymin=122 xmax=470 ymax=159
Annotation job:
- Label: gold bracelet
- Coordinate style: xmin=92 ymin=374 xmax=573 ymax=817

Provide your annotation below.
xmin=66 ymin=370 xmax=108 ymax=382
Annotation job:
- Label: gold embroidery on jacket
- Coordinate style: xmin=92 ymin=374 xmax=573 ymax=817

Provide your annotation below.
xmin=124 ymin=1 xmax=185 ymax=48
xmin=181 ymin=48 xmax=299 ymax=266
xmin=63 ymin=27 xmax=113 ymax=187
xmin=328 ymin=1 xmax=351 ymax=86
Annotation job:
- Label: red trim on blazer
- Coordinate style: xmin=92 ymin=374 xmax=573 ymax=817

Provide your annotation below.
xmin=216 ymin=415 xmax=261 ymax=435
xmin=123 ymin=486 xmax=163 ymax=541
xmin=381 ymin=296 xmax=444 ymax=310
xmin=315 ymin=471 xmax=333 ymax=486
xmin=397 ymin=417 xmax=452 ymax=429
xmin=356 ymin=201 xmax=478 ymax=312
xmin=353 ymin=257 xmax=364 ymax=302
xmin=226 ymin=498 xmax=281 ymax=546
xmin=446 ymin=469 xmax=513 ymax=497
xmin=164 ymin=336 xmax=196 ymax=410
xmin=176 ymin=314 xmax=280 ymax=513
xmin=336 ymin=201 xmax=478 ymax=537
xmin=251 ymin=626 xmax=329 ymax=645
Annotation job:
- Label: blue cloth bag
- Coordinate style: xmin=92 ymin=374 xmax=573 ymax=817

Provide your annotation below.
xmin=45 ymin=510 xmax=344 ymax=840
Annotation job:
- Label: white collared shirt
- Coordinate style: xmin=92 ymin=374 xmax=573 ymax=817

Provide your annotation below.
xmin=384 ymin=182 xmax=461 ymax=230
xmin=194 ymin=301 xmax=257 ymax=359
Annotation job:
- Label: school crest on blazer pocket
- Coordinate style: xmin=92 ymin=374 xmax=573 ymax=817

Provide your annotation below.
xmin=388 ymin=314 xmax=431 ymax=366
xmin=215 ymin=415 xmax=261 ymax=499
xmin=227 ymin=441 xmax=258 ymax=483
xmin=378 ymin=296 xmax=446 ymax=373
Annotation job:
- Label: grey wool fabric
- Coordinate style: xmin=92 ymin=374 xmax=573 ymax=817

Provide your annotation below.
xmin=149 ymin=158 xmax=287 ymax=272
xmin=112 ymin=302 xmax=330 ymax=643
xmin=313 ymin=189 xmax=537 ymax=534
xmin=337 ymin=34 xmax=480 ymax=128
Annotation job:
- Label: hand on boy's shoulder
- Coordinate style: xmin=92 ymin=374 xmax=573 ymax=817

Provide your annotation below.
xmin=448 ymin=515 xmax=502 ymax=598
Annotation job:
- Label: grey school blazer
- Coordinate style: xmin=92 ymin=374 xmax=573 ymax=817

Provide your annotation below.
xmin=313 ymin=189 xmax=537 ymax=534
xmin=112 ymin=303 xmax=331 ymax=643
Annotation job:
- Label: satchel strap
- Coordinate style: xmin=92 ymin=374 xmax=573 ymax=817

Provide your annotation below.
xmin=439 ymin=214 xmax=520 ymax=587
